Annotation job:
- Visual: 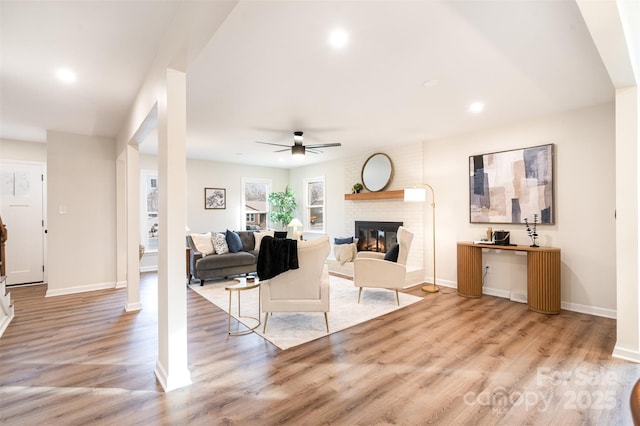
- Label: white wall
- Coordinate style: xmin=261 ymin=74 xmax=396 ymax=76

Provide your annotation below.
xmin=425 ymin=102 xmax=616 ymax=316
xmin=0 ymin=139 xmax=46 ymax=162
xmin=46 ymin=131 xmax=117 ymax=295
xmin=139 ymin=154 xmax=158 ymax=170
xmin=186 ymin=159 xmax=289 ymax=233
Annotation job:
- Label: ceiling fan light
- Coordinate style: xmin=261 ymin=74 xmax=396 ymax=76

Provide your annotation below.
xmin=291 ymin=145 xmax=305 ymax=157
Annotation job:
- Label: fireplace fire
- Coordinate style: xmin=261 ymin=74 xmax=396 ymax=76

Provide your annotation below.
xmin=355 ymin=221 xmax=403 ymax=253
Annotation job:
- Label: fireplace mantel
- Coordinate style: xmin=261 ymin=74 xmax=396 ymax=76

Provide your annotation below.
xmin=344 ymin=189 xmax=404 ymax=201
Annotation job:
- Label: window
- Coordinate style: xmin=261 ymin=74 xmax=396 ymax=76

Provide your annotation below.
xmin=141 ymin=170 xmax=158 ymax=252
xmin=242 ymin=178 xmax=270 ymax=231
xmin=304 ymin=176 xmax=325 ymax=233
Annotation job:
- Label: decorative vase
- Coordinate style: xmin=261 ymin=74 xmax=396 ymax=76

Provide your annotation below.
xmin=524 ymin=215 xmax=539 ymax=248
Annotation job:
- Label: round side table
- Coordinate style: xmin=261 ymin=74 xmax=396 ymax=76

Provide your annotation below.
xmin=225 ymin=277 xmax=260 ymax=335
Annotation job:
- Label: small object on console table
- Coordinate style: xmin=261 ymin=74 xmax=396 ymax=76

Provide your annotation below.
xmin=524 ymin=214 xmax=539 ymax=247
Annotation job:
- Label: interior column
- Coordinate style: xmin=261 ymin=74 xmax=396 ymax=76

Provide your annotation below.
xmin=577 ymin=0 xmax=640 ymax=362
xmin=155 ymin=67 xmax=191 ymax=391
xmin=613 ymin=86 xmax=640 ymax=361
xmin=124 ymin=144 xmax=142 ymax=312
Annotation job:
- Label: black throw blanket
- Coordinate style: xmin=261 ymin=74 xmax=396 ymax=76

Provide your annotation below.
xmin=257 ymin=236 xmax=299 ymax=280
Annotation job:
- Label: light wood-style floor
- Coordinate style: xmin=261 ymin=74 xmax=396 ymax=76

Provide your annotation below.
xmin=1 ymin=273 xmax=638 ymax=425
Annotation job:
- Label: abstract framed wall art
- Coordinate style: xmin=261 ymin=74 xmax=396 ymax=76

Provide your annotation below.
xmin=204 ymin=188 xmax=226 ymax=209
xmin=469 ymin=144 xmax=554 ymax=224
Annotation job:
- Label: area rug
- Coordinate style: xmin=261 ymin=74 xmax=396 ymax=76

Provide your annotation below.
xmin=188 ymin=275 xmax=423 ymax=350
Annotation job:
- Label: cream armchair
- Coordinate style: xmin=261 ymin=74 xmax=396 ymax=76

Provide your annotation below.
xmin=260 ymin=236 xmax=331 ymax=333
xmin=353 ymin=226 xmax=414 ymax=305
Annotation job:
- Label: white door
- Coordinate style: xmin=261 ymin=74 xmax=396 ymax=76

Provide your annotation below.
xmin=0 ymin=161 xmax=45 ymax=285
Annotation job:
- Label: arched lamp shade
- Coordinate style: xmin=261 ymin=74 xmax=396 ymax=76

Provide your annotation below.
xmin=404 ymin=187 xmax=427 ymax=202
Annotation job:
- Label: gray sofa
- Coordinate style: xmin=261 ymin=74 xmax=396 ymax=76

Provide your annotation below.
xmin=187 ymin=231 xmax=258 ymax=285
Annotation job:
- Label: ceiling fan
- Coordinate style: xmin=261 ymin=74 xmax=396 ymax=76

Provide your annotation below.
xmin=256 ymin=131 xmax=341 ymax=157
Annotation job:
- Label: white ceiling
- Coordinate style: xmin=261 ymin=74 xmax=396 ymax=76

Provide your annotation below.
xmin=1 ymin=1 xmax=613 ymax=168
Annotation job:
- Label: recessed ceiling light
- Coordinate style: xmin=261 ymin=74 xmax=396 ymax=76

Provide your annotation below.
xmin=422 ymin=79 xmax=439 ymax=88
xmin=469 ymin=102 xmax=485 ymax=113
xmin=329 ymin=29 xmax=349 ymax=49
xmin=56 ymin=68 xmax=77 ymax=84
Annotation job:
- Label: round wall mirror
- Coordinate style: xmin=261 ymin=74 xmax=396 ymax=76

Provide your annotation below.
xmin=361 ymin=153 xmax=393 ymax=192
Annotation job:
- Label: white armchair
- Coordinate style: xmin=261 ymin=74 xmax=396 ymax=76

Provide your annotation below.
xmin=353 ymin=226 xmax=414 ymax=305
xmin=260 ymin=236 xmax=331 ymax=333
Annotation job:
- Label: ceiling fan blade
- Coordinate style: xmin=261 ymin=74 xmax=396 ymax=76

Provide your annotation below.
xmin=273 ymin=148 xmax=290 ymax=153
xmin=306 ymin=143 xmax=342 ymax=148
xmin=256 ymin=141 xmax=290 ymax=148
xmin=306 ymin=148 xmax=321 ymax=154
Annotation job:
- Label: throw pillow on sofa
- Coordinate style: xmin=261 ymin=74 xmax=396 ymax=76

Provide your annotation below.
xmin=254 ymin=230 xmax=274 ymax=251
xmin=191 ymin=232 xmax=215 ymax=256
xmin=333 ymin=236 xmax=358 ymax=260
xmin=213 ymin=232 xmax=229 ymax=254
xmin=336 ymin=242 xmax=357 ymax=265
xmin=334 ymin=236 xmax=354 ymax=245
xmin=226 ymin=229 xmax=243 ymax=253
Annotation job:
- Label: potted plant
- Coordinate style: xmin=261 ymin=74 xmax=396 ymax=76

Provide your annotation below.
xmin=268 ymin=185 xmax=297 ymax=230
xmin=352 ymin=182 xmax=364 ymax=193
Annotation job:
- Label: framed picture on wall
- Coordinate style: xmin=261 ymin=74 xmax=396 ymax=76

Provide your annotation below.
xmin=469 ymin=144 xmax=554 ymax=224
xmin=204 ymin=188 xmax=226 ymax=209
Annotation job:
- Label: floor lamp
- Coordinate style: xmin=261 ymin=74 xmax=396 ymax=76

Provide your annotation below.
xmin=404 ymin=184 xmax=438 ymax=293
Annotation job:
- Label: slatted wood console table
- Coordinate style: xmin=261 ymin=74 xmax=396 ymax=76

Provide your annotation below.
xmin=457 ymin=242 xmax=561 ymax=314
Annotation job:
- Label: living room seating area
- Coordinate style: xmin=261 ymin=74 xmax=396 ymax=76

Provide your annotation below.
xmin=187 ymin=230 xmax=260 ymax=285
xmin=187 ymin=229 xmax=293 ymax=285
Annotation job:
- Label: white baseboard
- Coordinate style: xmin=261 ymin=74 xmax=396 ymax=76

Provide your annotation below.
xmin=155 ymin=360 xmax=192 ymax=392
xmin=115 ymin=281 xmax=127 ymax=289
xmin=450 ymin=281 xmax=617 ymax=319
xmin=434 ymin=278 xmax=456 ymax=289
xmin=0 ymin=278 xmax=14 ymax=337
xmin=125 ymin=301 xmax=142 ymax=312
xmin=561 ymin=301 xmax=616 ymax=319
xmin=45 ymin=281 xmax=116 ymax=297
xmin=0 ymin=308 xmax=15 ymax=338
xmin=155 ymin=361 xmax=169 ymax=392
xmin=0 ymin=290 xmax=13 ymax=314
xmin=406 ymin=276 xmax=457 ymax=290
xmin=482 ymin=286 xmax=511 ymax=299
xmin=140 ymin=266 xmax=158 ymax=273
xmin=612 ymin=345 xmax=640 ymax=363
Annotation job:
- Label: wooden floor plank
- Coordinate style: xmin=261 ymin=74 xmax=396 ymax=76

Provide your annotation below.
xmin=0 ymin=272 xmax=638 ymax=425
